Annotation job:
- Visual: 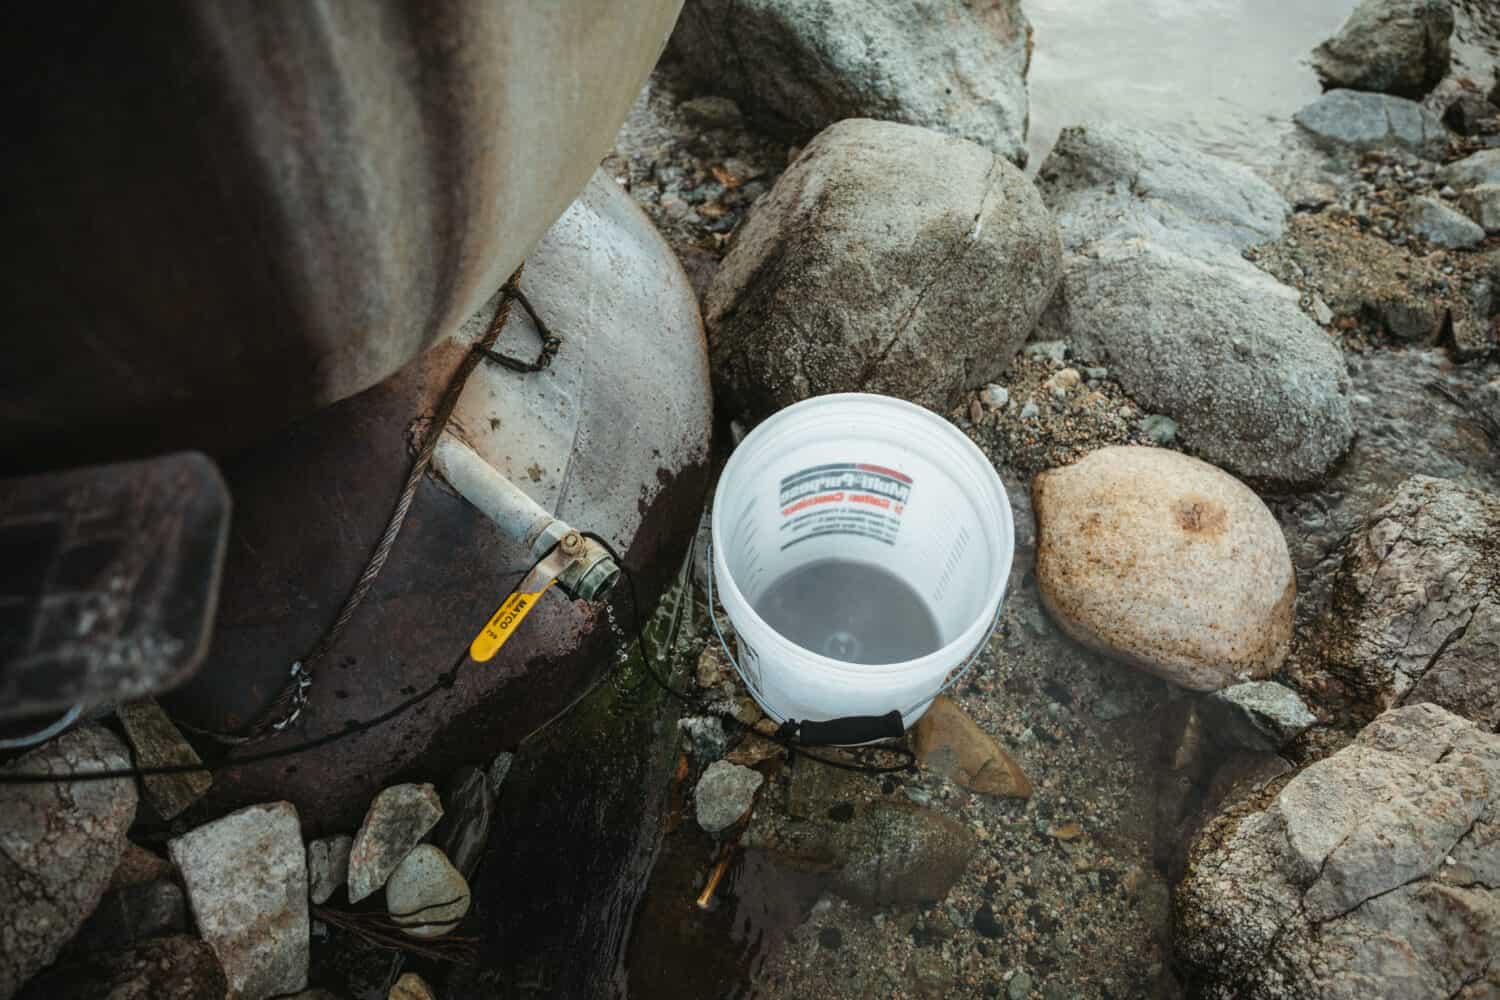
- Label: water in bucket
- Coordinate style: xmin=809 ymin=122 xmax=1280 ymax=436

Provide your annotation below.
xmin=753 ymin=558 xmax=943 ymax=665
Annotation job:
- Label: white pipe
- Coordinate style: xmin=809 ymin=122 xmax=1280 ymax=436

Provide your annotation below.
xmin=433 ymin=434 xmax=566 ymax=558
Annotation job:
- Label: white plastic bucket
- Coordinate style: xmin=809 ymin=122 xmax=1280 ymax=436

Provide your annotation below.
xmin=710 ymin=393 xmax=1014 ymax=731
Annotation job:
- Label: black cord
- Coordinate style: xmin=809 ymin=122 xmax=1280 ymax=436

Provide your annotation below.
xmin=0 ymin=537 xmax=913 ymax=784
xmin=580 ymin=532 xmax=915 ymax=776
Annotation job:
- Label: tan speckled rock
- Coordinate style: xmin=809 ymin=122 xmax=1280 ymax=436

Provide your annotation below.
xmin=1033 ymin=446 xmax=1294 ymax=690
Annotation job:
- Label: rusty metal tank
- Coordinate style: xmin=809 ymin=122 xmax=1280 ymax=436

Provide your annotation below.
xmin=0 ymin=1 xmax=683 ymax=468
xmin=164 ymin=171 xmax=712 ymax=831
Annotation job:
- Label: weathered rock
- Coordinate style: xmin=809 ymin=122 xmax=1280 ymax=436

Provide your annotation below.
xmin=1405 ymin=195 xmax=1485 ymax=248
xmin=695 ymin=760 xmax=765 ymax=833
xmin=1177 ymin=704 xmax=1499 ymax=999
xmin=911 ymin=696 xmax=1031 ymax=798
xmin=169 ymin=801 xmax=309 ymax=1000
xmin=306 ymin=834 xmax=352 ymax=906
xmin=831 ymin=801 xmax=978 ymax=909
xmin=346 ymin=783 xmax=443 ymax=903
xmin=1460 ymin=184 xmax=1500 ymax=233
xmin=385 ymin=845 xmax=470 ymax=939
xmin=1034 ymin=447 xmax=1296 ymax=691
xmin=667 ymin=0 xmax=1033 ymax=163
xmin=1310 ymin=0 xmax=1453 ymax=99
xmin=116 ymin=698 xmax=212 ymax=820
xmin=1200 ymin=682 xmax=1317 ymax=752
xmin=389 ymin=972 xmax=436 ymax=1000
xmin=1320 ymin=476 xmax=1500 ymax=727
xmin=1439 ymin=149 xmax=1500 ymax=191
xmin=0 ymin=724 xmax=137 ymax=1000
xmin=1040 ymin=242 xmax=1353 ymax=481
xmin=67 ymin=877 xmax=186 ymax=954
xmin=1036 ymin=122 xmax=1288 ymax=253
xmin=109 ymin=843 xmax=176 ymax=891
xmin=1293 ymin=90 xmax=1449 ymax=158
xmin=431 ymin=766 xmax=493 ymax=881
xmin=1444 ymin=92 xmax=1500 ymax=136
xmin=705 ymin=119 xmax=1061 ymax=422
xmin=16 ymin=935 xmax=227 ymax=1000
xmin=678 ymin=715 xmax=728 ymax=763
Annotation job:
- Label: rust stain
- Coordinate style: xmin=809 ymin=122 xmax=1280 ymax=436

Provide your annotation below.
xmin=1176 ymin=494 xmax=1228 ymax=536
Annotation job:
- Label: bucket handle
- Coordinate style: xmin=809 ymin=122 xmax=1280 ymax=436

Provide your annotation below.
xmin=704 ymin=537 xmax=1002 ymax=746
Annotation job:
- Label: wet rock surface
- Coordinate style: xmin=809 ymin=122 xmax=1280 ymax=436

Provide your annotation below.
xmin=667 ymin=0 xmax=1033 ymax=164
xmin=911 ymin=696 xmax=1031 ymax=799
xmin=695 ymin=760 xmax=765 ymax=833
xmin=169 ymin=801 xmax=309 ymax=1000
xmin=705 ymin=118 xmax=1061 ymax=422
xmin=1034 ymin=447 xmax=1296 ymax=690
xmin=1199 ymin=682 xmax=1318 ymax=752
xmin=1311 ymin=0 xmax=1455 ymax=99
xmin=16 ymin=934 xmax=227 ymax=1000
xmin=430 ymin=766 xmax=492 ymax=882
xmin=0 ymin=725 xmax=137 ymax=1000
xmin=1177 ymin=704 xmax=1498 ymax=999
xmin=346 ymin=784 xmax=443 ymax=904
xmin=1315 ymin=476 xmax=1500 ymax=727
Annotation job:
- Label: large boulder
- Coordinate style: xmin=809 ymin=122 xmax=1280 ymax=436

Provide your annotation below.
xmin=1311 ymin=0 xmax=1454 ymax=100
xmin=705 ymin=119 xmax=1061 ymax=421
xmin=1293 ymin=90 xmax=1449 ymax=159
xmin=1177 ymin=703 xmax=1499 ymax=999
xmin=169 ymin=802 xmax=309 ymax=1000
xmin=1033 ymin=447 xmax=1296 ymax=691
xmin=667 ymin=0 xmax=1032 ymax=164
xmin=1040 ymin=241 xmax=1353 ymax=482
xmin=1036 ymin=122 xmax=1288 ymax=254
xmin=0 ymin=725 xmax=137 ymax=1000
xmin=1319 ymin=476 xmax=1500 ymax=728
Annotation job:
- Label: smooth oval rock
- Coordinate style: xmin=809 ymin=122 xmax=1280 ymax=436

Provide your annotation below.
xmin=1033 ymin=447 xmax=1295 ymax=691
xmin=347 ymin=784 xmax=443 ymax=904
xmin=385 ymin=845 xmax=471 ymax=939
xmin=0 ymin=725 xmax=137 ymax=1000
xmin=705 ymin=118 xmax=1062 ymax=423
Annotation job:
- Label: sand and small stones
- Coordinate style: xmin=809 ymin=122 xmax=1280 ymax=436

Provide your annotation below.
xmin=1034 ymin=447 xmax=1296 ymax=691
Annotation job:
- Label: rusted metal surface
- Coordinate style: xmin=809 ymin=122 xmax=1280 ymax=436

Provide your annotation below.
xmin=166 ymin=174 xmax=712 ymax=832
xmin=0 ymin=1 xmax=683 ymax=469
xmin=0 ymin=453 xmax=229 ymax=720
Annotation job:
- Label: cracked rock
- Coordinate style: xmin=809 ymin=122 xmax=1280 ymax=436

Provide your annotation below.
xmin=1319 ymin=476 xmax=1500 ymax=728
xmin=169 ymin=801 xmax=309 ymax=1000
xmin=667 ymin=0 xmax=1034 ymax=164
xmin=346 ymin=783 xmax=443 ymax=903
xmin=704 ymin=118 xmax=1061 ymax=422
xmin=0 ymin=724 xmax=137 ymax=1000
xmin=1177 ymin=703 xmax=1498 ymax=999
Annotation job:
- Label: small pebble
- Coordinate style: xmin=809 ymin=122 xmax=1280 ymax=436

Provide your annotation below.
xmin=1019 ymin=401 xmax=1039 ymax=420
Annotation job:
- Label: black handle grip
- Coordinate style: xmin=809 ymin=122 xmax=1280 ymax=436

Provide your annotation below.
xmin=796 ymin=710 xmax=905 ymax=747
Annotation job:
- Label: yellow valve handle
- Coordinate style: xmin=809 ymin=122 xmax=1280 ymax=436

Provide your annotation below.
xmin=470 ymin=543 xmax=575 ymax=663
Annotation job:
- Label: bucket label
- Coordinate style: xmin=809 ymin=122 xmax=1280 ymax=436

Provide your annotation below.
xmin=777 ymin=462 xmax=912 ymax=550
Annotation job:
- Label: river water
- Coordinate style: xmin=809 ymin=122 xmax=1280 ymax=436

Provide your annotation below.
xmin=1026 ymin=0 xmax=1358 ymax=169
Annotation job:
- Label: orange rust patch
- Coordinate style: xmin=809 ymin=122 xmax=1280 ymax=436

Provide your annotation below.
xmin=1176 ymin=494 xmax=1228 ymax=536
